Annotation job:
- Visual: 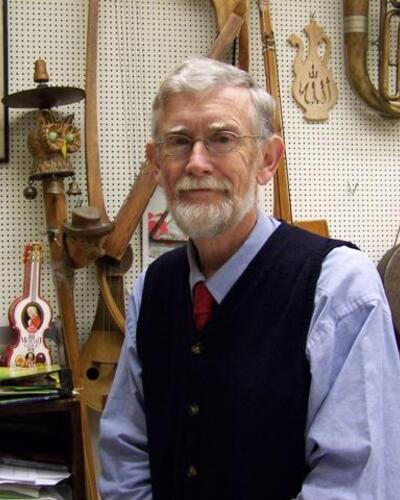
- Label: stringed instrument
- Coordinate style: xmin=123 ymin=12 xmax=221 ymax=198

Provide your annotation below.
xmin=6 ymin=242 xmax=52 ymax=368
xmin=83 ymin=0 xmax=159 ymax=413
xmin=81 ymin=0 xmax=249 ymax=413
xmin=80 ymin=246 xmax=132 ymax=412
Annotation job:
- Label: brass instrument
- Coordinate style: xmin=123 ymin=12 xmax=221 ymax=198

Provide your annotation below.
xmin=344 ymin=0 xmax=400 ymax=117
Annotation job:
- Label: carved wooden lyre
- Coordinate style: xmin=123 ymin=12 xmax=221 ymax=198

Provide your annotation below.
xmin=344 ymin=0 xmax=400 ymax=117
xmin=289 ymin=17 xmax=338 ymax=121
xmin=6 ymin=242 xmax=52 ymax=368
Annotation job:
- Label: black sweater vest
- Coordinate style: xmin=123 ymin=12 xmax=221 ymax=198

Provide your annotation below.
xmin=137 ymin=222 xmax=356 ymax=500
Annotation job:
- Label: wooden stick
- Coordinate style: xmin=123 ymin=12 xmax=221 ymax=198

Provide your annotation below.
xmin=238 ymin=14 xmax=250 ymax=71
xmin=210 ymin=1 xmax=249 ymax=68
xmin=42 ymin=177 xmax=98 ymax=499
xmin=258 ymin=1 xmax=329 ymax=236
xmin=208 ymin=3 xmax=245 ymax=60
xmin=258 ymin=0 xmax=292 ymax=223
xmin=103 ymin=162 xmax=156 ymax=261
xmin=85 ymin=0 xmax=109 ymax=223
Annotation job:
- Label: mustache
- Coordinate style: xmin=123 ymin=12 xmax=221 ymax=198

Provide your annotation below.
xmin=175 ymin=176 xmax=232 ymax=193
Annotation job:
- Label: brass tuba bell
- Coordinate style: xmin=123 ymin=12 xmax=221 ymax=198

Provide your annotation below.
xmin=344 ymin=0 xmax=400 ymax=117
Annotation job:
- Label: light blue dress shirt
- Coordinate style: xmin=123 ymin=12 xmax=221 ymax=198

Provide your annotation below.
xmin=99 ymin=211 xmax=400 ymax=499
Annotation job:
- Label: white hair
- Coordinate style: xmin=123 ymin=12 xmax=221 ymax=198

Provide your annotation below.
xmin=151 ymin=57 xmax=276 ymax=140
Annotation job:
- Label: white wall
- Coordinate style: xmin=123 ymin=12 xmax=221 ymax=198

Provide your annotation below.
xmin=4 ymin=0 xmax=400 ymax=338
xmin=3 ymin=0 xmax=400 ymax=484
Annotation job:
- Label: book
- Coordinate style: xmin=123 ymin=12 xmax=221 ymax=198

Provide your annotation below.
xmin=0 ymin=367 xmax=72 ymax=405
xmin=0 ymin=365 xmax=62 ymax=383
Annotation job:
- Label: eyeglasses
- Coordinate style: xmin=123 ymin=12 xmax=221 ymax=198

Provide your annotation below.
xmin=157 ymin=131 xmax=263 ymax=157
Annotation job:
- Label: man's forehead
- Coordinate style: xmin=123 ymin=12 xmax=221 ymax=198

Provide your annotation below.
xmin=162 ymin=85 xmax=251 ymax=106
xmin=158 ymin=87 xmax=254 ymax=132
xmin=164 ymin=121 xmax=239 ymax=134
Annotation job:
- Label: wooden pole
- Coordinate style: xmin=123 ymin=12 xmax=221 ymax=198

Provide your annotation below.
xmin=258 ymin=0 xmax=292 ymax=223
xmin=42 ymin=177 xmax=98 ymax=500
xmin=85 ymin=0 xmax=109 ymax=223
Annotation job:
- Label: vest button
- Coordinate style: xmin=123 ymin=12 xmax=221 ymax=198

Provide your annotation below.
xmin=186 ymin=465 xmax=198 ymax=478
xmin=191 ymin=342 xmax=204 ymax=355
xmin=188 ymin=403 xmax=200 ymax=416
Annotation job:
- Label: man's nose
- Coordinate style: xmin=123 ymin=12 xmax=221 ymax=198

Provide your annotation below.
xmin=184 ymin=140 xmax=214 ymax=176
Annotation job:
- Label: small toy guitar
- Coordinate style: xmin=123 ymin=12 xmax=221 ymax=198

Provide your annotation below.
xmin=6 ymin=242 xmax=52 ymax=368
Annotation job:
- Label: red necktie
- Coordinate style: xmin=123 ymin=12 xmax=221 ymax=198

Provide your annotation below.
xmin=193 ymin=282 xmax=215 ymax=330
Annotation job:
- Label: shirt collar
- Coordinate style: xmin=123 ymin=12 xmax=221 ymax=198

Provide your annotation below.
xmin=187 ymin=210 xmax=281 ymax=303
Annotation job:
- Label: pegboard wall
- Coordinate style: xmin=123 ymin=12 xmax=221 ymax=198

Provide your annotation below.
xmin=1 ymin=0 xmax=399 ymax=346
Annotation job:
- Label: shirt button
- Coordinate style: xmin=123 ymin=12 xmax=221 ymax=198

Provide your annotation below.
xmin=191 ymin=342 xmax=204 ymax=355
xmin=186 ymin=465 xmax=198 ymax=478
xmin=188 ymin=403 xmax=200 ymax=416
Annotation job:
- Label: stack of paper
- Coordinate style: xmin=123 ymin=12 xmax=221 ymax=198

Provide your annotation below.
xmin=0 ymin=366 xmax=72 ymax=406
xmin=0 ymin=460 xmax=71 ymax=499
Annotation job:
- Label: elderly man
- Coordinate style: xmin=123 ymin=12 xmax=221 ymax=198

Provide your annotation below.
xmin=99 ymin=57 xmax=400 ymax=499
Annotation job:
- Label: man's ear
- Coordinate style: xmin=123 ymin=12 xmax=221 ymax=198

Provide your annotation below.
xmin=256 ymin=134 xmax=285 ymax=186
xmin=145 ymin=142 xmax=162 ymax=185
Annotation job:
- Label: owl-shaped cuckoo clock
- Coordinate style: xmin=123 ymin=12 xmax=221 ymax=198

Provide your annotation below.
xmin=28 ymin=109 xmax=81 ymax=180
xmin=2 ymin=58 xmax=85 ymax=199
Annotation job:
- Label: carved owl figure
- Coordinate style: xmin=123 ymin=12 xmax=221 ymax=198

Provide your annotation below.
xmin=28 ymin=110 xmax=81 ymax=179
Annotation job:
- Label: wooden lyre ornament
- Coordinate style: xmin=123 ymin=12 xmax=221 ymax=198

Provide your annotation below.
xmin=6 ymin=242 xmax=52 ymax=368
xmin=288 ymin=16 xmax=338 ymax=121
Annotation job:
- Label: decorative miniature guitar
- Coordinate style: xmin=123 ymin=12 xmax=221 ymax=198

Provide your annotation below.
xmin=6 ymin=242 xmax=52 ymax=368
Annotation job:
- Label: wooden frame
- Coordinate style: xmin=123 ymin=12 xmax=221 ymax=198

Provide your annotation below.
xmin=0 ymin=0 xmax=8 ymax=162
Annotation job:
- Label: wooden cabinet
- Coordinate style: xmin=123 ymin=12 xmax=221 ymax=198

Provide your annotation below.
xmin=0 ymin=397 xmax=86 ymax=499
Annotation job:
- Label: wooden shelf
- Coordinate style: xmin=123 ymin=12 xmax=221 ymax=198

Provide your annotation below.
xmin=0 ymin=397 xmax=86 ymax=499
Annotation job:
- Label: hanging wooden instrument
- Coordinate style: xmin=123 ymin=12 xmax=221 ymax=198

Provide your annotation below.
xmin=85 ymin=0 xmax=248 ymax=322
xmin=258 ymin=0 xmax=329 ymax=236
xmin=80 ymin=247 xmax=132 ymax=412
xmin=344 ymin=0 xmax=400 ymax=117
xmin=83 ymin=0 xmax=248 ymax=412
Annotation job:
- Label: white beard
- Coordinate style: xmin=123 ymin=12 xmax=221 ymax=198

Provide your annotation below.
xmin=166 ymin=175 xmax=257 ymax=239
